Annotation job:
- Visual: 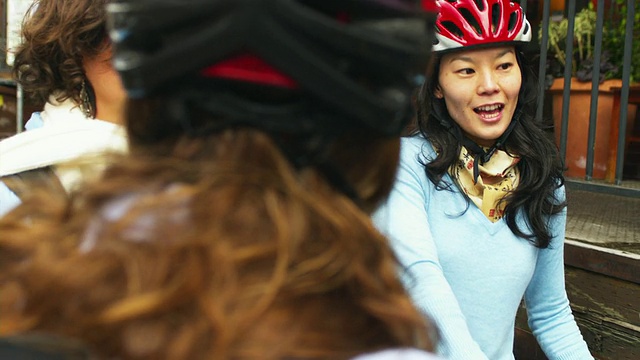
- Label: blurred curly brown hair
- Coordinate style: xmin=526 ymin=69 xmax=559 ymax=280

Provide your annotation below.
xmin=11 ymin=0 xmax=110 ymax=108
xmin=0 ymin=125 xmax=436 ymax=359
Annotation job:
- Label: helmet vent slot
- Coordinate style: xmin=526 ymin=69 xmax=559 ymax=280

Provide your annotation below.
xmin=441 ymin=21 xmax=464 ymax=39
xmin=459 ymin=8 xmax=482 ymax=36
xmin=474 ymin=0 xmax=485 ymax=11
xmin=491 ymin=3 xmax=501 ymax=34
xmin=508 ymin=12 xmax=518 ymax=32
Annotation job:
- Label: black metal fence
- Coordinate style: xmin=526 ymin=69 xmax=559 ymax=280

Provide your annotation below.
xmin=531 ymin=0 xmax=639 ymax=197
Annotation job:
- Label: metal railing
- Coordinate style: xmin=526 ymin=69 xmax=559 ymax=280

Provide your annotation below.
xmin=532 ymin=0 xmax=639 ymax=197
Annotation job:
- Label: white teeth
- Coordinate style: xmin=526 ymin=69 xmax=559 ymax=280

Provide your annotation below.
xmin=476 ymin=104 xmax=501 ymax=112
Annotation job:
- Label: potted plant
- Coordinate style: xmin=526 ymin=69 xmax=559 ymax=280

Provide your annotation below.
xmin=601 ymin=0 xmax=640 ymax=83
xmin=540 ymin=3 xmax=638 ymax=179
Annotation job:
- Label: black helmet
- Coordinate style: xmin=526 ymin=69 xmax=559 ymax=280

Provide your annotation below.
xmin=107 ymin=0 xmax=437 ymax=136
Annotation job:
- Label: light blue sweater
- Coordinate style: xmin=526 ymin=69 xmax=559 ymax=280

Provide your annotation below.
xmin=373 ymin=136 xmax=593 ymax=360
xmin=0 ymin=113 xmax=42 ymax=217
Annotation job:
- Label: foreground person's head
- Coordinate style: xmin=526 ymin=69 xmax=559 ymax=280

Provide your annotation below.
xmin=115 ymin=0 xmax=438 ymax=213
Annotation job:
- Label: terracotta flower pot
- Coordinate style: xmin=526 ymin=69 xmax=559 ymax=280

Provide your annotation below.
xmin=549 ymin=78 xmax=637 ymax=179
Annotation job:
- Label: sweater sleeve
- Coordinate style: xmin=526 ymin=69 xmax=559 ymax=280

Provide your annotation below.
xmin=372 ymin=138 xmax=489 ymax=360
xmin=0 ymin=112 xmax=42 ymax=217
xmin=0 ymin=182 xmax=21 ymax=217
xmin=524 ymin=186 xmax=594 ymax=360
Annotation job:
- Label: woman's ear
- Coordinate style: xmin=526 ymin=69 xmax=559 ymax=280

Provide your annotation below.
xmin=434 ymin=85 xmax=443 ymax=99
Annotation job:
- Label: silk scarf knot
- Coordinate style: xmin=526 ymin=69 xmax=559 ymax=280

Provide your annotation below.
xmin=449 ymin=146 xmax=520 ymax=222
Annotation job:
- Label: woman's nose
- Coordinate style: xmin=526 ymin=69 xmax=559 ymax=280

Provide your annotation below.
xmin=477 ymin=71 xmax=499 ymax=95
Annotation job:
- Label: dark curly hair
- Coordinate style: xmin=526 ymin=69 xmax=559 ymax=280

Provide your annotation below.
xmin=11 ymin=0 xmax=110 ymax=110
xmin=415 ymin=48 xmax=567 ymax=248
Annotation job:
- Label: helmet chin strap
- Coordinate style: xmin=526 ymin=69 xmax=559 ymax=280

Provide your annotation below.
xmin=433 ymin=100 xmax=521 ymax=183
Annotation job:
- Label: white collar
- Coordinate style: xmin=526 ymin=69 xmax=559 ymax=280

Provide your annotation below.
xmin=40 ymin=96 xmax=91 ymax=126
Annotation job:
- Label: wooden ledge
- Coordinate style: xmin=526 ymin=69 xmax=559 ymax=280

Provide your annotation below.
xmin=565 ymin=239 xmax=640 ymax=284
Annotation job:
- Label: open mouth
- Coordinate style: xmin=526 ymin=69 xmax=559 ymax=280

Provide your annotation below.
xmin=474 ymin=104 xmax=504 ymax=119
xmin=474 ymin=104 xmax=504 ymax=114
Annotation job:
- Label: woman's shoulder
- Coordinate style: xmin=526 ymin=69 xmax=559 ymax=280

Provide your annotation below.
xmin=0 ymin=119 xmax=126 ymax=177
xmin=352 ymin=348 xmax=442 ymax=360
xmin=400 ymin=134 xmax=431 ymax=151
xmin=400 ymin=134 xmax=436 ymax=163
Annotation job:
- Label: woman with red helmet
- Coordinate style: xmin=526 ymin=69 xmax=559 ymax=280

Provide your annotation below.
xmin=374 ymin=0 xmax=593 ymax=359
xmin=0 ymin=0 xmax=444 ymax=359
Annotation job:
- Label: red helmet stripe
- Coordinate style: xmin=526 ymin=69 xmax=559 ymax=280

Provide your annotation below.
xmin=201 ymin=54 xmax=299 ymax=89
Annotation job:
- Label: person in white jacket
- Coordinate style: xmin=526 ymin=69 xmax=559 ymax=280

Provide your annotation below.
xmin=0 ymin=0 xmax=127 ymax=217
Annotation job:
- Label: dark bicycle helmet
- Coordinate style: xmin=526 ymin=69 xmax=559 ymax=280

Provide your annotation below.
xmin=432 ymin=0 xmax=531 ymax=53
xmin=107 ymin=0 xmax=438 ymax=136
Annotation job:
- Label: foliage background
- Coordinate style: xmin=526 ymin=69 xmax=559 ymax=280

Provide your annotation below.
xmin=541 ymin=0 xmax=640 ymax=84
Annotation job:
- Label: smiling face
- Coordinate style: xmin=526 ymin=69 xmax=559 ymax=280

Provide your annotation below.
xmin=435 ymin=46 xmax=522 ymax=147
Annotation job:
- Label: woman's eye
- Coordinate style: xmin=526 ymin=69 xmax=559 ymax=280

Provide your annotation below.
xmin=498 ymin=63 xmax=513 ymax=70
xmin=458 ymin=68 xmax=474 ymax=75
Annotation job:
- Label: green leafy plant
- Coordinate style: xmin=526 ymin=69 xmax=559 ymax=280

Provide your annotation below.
xmin=540 ymin=5 xmax=603 ymax=82
xmin=540 ymin=2 xmax=639 ymax=83
xmin=602 ymin=0 xmax=640 ymax=83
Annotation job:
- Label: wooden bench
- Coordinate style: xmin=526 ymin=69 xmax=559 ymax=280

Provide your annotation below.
xmin=514 ymin=240 xmax=640 ymax=360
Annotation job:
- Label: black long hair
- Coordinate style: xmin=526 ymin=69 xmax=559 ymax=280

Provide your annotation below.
xmin=414 ymin=48 xmax=566 ymax=248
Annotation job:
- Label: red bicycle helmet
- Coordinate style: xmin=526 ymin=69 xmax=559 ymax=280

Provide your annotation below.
xmin=433 ymin=0 xmax=531 ymax=52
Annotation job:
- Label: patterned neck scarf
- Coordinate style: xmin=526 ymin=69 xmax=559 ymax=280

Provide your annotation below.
xmin=449 ymin=146 xmax=520 ymax=222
